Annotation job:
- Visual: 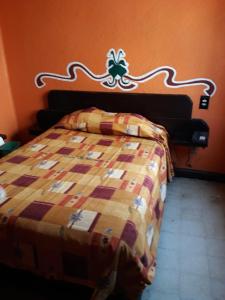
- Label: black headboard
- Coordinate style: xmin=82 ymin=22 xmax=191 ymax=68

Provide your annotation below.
xmin=34 ymin=90 xmax=209 ymax=147
xmin=47 ymin=90 xmax=192 ymax=118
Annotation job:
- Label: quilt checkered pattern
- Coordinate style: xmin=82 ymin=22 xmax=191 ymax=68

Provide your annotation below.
xmin=0 ymin=108 xmax=173 ymax=300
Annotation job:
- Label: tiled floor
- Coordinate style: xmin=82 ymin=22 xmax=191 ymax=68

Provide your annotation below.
xmin=141 ymin=177 xmax=225 ymax=300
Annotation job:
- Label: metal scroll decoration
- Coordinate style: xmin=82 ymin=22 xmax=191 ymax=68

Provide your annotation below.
xmin=35 ymin=48 xmax=216 ymax=97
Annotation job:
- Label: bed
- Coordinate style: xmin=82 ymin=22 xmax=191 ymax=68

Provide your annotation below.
xmin=0 ymin=91 xmax=206 ymax=299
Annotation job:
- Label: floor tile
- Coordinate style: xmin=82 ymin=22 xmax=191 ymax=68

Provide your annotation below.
xmin=210 ymin=278 xmax=225 ymax=300
xmin=165 ymin=194 xmax=182 ymax=207
xmin=180 ymin=196 xmax=204 ymax=210
xmin=206 ymin=238 xmax=225 ymax=258
xmin=179 ymin=253 xmax=209 ymax=276
xmin=208 ymin=256 xmax=225 ymax=281
xmin=179 ymin=235 xmax=207 ymax=256
xmin=203 ymin=206 xmax=225 ymax=224
xmin=180 ymin=206 xmax=203 ymax=222
xmin=180 ymin=273 xmax=211 ymax=300
xmin=204 ymin=219 xmax=225 ymax=240
xmin=161 ymin=216 xmax=180 ymax=234
xmin=157 ymin=248 xmax=179 ymax=271
xmin=141 ymin=288 xmax=180 ymax=300
xmin=159 ymin=231 xmax=180 ymax=251
xmin=180 ymin=219 xmax=205 ymax=238
xmin=151 ymin=268 xmax=179 ymax=294
xmin=163 ymin=204 xmax=181 ymax=220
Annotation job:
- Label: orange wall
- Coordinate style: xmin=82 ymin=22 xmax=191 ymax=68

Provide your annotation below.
xmin=0 ymin=0 xmax=225 ymax=172
xmin=0 ymin=26 xmax=18 ymax=140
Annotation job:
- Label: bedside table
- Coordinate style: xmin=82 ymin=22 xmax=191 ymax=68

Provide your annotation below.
xmin=170 ymin=119 xmax=209 ymax=148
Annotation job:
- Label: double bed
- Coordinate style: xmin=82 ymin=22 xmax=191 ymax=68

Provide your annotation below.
xmin=0 ymin=91 xmax=199 ymax=299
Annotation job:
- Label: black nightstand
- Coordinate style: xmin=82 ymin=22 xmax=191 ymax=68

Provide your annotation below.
xmin=170 ymin=119 xmax=209 ymax=148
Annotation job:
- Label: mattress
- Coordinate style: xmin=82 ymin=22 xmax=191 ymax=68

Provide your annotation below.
xmin=0 ymin=108 xmax=173 ymax=299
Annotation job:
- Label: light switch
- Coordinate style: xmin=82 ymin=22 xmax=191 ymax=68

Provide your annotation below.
xmin=199 ymin=96 xmax=210 ymax=109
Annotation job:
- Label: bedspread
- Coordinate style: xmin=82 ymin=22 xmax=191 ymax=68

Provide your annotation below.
xmin=0 ymin=110 xmax=173 ymax=299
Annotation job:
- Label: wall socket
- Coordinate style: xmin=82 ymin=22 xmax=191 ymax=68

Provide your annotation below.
xmin=199 ymin=96 xmax=210 ymax=109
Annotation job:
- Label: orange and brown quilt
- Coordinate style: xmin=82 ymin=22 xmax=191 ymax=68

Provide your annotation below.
xmin=0 ymin=108 xmax=173 ymax=299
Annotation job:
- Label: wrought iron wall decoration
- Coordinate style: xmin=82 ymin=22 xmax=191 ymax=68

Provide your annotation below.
xmin=35 ymin=49 xmax=216 ymax=97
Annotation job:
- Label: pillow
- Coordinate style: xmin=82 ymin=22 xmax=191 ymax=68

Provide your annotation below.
xmin=56 ymin=107 xmax=167 ymax=142
xmin=56 ymin=107 xmax=174 ymax=180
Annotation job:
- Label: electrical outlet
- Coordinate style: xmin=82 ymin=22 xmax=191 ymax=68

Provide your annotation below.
xmin=199 ymin=96 xmax=210 ymax=109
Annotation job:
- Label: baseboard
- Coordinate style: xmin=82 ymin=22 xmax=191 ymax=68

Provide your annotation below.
xmin=174 ymin=168 xmax=225 ymax=182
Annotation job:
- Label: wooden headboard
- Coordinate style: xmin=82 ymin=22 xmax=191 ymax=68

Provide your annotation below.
xmin=34 ymin=90 xmax=209 ymax=147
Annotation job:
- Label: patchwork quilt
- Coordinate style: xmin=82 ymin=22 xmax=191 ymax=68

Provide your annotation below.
xmin=0 ymin=108 xmax=173 ymax=299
